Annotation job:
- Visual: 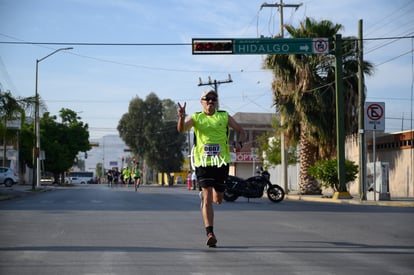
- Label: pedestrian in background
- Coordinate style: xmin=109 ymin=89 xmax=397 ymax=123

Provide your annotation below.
xmin=132 ymin=162 xmax=141 ymax=192
xmin=122 ymin=166 xmax=131 ymax=187
xmin=107 ymin=169 xmax=113 ymax=187
xmin=191 ymin=170 xmax=197 ymax=190
xmin=187 ymin=171 xmax=192 ymax=190
xmin=112 ymin=167 xmax=120 ymax=187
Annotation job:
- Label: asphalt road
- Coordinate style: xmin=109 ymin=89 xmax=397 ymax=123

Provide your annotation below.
xmin=0 ymin=184 xmax=413 ymax=275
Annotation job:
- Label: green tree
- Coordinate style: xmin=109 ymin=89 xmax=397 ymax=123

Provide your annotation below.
xmin=143 ymin=93 xmax=164 ymax=166
xmin=0 ymin=89 xmax=35 ymax=166
xmin=118 ymin=96 xmax=146 ymax=157
xmin=117 ymin=93 xmax=186 ymax=180
xmin=150 ymin=120 xmax=185 ymax=173
xmin=257 ymin=119 xmax=297 ymax=168
xmin=41 ymin=109 xmax=90 ymax=183
xmin=309 ymin=159 xmax=358 ymax=192
xmin=264 ymin=18 xmax=373 ymax=194
xmin=19 ymin=123 xmax=35 ymax=169
xmin=162 ymin=99 xmax=179 ymax=121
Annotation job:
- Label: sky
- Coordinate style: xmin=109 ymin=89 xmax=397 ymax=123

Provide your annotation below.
xmin=1 ymin=0 xmax=414 ymax=144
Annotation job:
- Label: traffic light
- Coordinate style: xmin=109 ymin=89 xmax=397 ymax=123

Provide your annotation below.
xmin=192 ymin=39 xmax=233 ymax=54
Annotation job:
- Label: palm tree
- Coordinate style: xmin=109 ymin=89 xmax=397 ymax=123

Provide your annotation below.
xmin=0 ymin=89 xmax=35 ymax=166
xmin=264 ymin=18 xmax=373 ymax=194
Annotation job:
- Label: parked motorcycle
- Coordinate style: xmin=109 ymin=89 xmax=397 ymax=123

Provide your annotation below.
xmin=223 ymin=167 xmax=285 ymax=203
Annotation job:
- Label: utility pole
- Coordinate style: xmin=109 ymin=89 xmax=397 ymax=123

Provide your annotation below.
xmin=260 ymin=1 xmax=302 ymax=193
xmin=198 ymin=74 xmax=233 ymax=94
xmin=260 ymin=0 xmax=303 ymax=38
xmin=358 ymin=19 xmax=366 ymax=200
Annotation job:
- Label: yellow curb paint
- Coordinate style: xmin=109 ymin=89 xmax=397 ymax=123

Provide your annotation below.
xmin=333 ymin=191 xmax=353 ymax=200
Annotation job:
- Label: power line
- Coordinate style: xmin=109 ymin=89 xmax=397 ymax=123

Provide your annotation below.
xmin=374 ymin=48 xmax=414 ymax=67
xmin=364 ymin=1 xmax=414 ymax=37
xmin=362 ymin=35 xmax=414 ymax=42
xmin=1 ymin=35 xmax=412 ymax=89
xmin=0 ymin=41 xmax=191 ymax=46
xmin=1 ymin=35 xmax=413 ymax=46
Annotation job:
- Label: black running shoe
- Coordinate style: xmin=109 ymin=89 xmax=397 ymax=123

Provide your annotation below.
xmin=206 ymin=233 xmax=217 ymax=247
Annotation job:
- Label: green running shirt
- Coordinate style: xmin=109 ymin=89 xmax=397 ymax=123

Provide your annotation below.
xmin=192 ymin=110 xmax=230 ymax=167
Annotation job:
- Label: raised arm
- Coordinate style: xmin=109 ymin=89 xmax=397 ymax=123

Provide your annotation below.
xmin=228 ymin=115 xmax=246 ymax=143
xmin=177 ymin=102 xmax=193 ymax=132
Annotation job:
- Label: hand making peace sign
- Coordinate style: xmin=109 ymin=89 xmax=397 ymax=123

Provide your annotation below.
xmin=177 ymin=102 xmax=186 ymax=118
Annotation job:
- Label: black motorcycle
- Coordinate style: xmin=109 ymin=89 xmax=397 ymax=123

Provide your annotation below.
xmin=223 ymin=167 xmax=285 ymax=203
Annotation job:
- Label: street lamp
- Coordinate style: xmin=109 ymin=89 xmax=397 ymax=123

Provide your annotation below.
xmin=34 ymin=47 xmax=73 ymax=189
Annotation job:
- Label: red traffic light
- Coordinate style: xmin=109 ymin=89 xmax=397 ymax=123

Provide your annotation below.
xmin=192 ymin=39 xmax=233 ymax=54
xmin=195 ymin=42 xmax=213 ymax=51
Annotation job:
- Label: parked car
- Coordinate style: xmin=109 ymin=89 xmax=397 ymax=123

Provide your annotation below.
xmin=0 ymin=166 xmax=19 ymax=187
xmin=67 ymin=171 xmax=94 ymax=184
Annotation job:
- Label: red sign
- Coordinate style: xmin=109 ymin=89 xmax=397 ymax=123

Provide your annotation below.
xmin=366 ymin=103 xmax=384 ymax=121
xmin=313 ymin=39 xmax=329 ymax=53
xmin=233 ymin=152 xmax=259 ymax=163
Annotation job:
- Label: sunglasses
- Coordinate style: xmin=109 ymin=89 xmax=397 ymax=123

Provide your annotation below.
xmin=201 ymin=97 xmax=218 ymax=102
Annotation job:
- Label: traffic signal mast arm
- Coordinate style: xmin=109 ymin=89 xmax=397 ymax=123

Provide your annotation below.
xmin=192 ymin=38 xmax=329 ymax=55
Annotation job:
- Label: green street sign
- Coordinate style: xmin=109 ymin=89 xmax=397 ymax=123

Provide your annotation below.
xmin=192 ymin=38 xmax=329 ymax=55
xmin=233 ymin=38 xmax=329 ymax=55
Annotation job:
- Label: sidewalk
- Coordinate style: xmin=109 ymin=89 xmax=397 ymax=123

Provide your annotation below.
xmin=286 ymin=194 xmax=414 ymax=207
xmin=0 ymin=184 xmax=55 ymax=201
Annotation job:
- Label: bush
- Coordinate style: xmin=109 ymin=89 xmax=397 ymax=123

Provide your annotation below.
xmin=308 ymin=159 xmax=358 ymax=192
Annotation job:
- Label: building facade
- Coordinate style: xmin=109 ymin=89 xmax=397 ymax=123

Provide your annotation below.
xmin=345 ymin=130 xmax=414 ymax=198
xmin=229 ymin=112 xmax=275 ymax=179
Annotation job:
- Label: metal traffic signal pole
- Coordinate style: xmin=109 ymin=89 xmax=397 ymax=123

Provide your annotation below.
xmin=334 ymin=34 xmax=349 ymax=196
xmin=358 ymin=19 xmax=367 ymax=200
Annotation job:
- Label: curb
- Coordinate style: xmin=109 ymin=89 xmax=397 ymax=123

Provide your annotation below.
xmin=286 ymin=194 xmax=414 ymax=208
xmin=0 ymin=186 xmax=55 ymax=201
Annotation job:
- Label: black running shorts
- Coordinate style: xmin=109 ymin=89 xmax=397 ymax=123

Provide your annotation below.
xmin=195 ymin=164 xmax=229 ymax=192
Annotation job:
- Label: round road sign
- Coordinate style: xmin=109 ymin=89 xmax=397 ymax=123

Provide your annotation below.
xmin=313 ymin=39 xmax=329 ymax=53
xmin=366 ymin=103 xmax=384 ymax=121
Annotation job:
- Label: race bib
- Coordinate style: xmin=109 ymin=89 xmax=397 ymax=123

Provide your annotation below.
xmin=204 ymin=144 xmax=221 ymax=157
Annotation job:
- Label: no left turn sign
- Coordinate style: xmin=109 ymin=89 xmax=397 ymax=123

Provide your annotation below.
xmin=364 ymin=102 xmax=385 ymax=131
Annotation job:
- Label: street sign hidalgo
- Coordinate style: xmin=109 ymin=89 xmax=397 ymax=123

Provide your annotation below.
xmin=233 ymin=38 xmax=329 ymax=55
xmin=192 ymin=38 xmax=329 ymax=55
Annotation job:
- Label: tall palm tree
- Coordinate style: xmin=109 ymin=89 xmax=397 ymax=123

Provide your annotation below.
xmin=0 ymin=89 xmax=35 ymax=166
xmin=264 ymin=18 xmax=373 ymax=194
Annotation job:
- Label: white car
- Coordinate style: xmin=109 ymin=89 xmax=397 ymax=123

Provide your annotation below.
xmin=0 ymin=166 xmax=19 ymax=187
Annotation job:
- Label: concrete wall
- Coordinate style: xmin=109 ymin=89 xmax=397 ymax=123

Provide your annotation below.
xmin=266 ymin=133 xmax=414 ymax=198
xmin=345 ymin=135 xmax=414 ymax=198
